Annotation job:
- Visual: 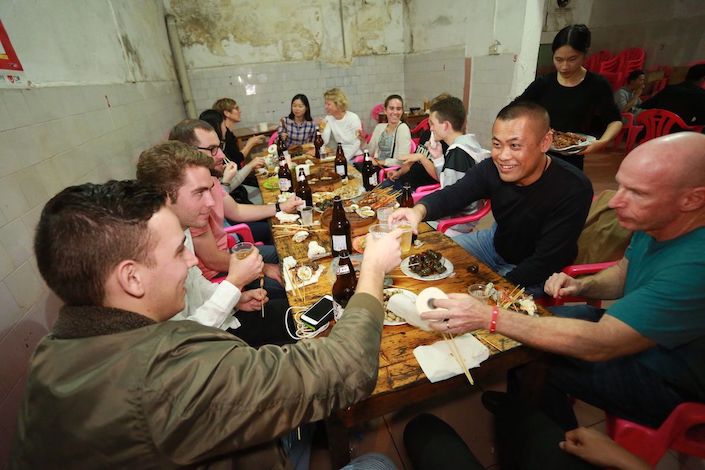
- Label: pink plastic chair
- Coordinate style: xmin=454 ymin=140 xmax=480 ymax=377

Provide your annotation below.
xmin=378 ymin=166 xmax=400 ymax=183
xmin=538 ymin=261 xmax=618 ymax=308
xmin=606 ymin=402 xmax=705 ymax=466
xmin=436 ymin=199 xmax=492 ymax=233
xmin=370 ymin=103 xmax=385 ymax=122
xmin=210 ymin=224 xmax=263 ymax=284
xmin=267 ymin=131 xmax=279 ymax=146
xmin=412 ymin=183 xmax=440 ymax=204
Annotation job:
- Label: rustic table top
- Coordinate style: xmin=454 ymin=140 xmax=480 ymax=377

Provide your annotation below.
xmin=255 ymin=159 xmax=547 ymax=427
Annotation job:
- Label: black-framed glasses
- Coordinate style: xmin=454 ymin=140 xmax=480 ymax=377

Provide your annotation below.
xmin=196 ymin=141 xmax=224 ymax=157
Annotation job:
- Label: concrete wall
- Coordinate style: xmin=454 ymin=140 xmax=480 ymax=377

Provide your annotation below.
xmin=0 ymin=0 xmax=185 ymax=463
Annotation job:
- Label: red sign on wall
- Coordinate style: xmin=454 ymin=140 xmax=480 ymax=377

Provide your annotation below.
xmin=0 ymin=19 xmax=25 ymax=87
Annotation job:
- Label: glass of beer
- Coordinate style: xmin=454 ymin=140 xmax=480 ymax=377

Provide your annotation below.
xmin=376 ymin=205 xmax=395 ymax=224
xmin=393 ymin=222 xmax=413 ymax=254
xmin=231 ymin=241 xmax=254 ymax=259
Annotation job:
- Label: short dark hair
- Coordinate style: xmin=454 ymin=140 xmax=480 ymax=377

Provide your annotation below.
xmin=552 ymin=24 xmax=591 ymax=54
xmin=35 ymin=180 xmax=166 ymax=306
xmin=136 ymin=141 xmax=213 ymax=203
xmin=288 ymin=94 xmax=313 ymax=121
xmin=430 ymin=96 xmax=466 ymax=132
xmin=198 ymin=110 xmax=225 ymax=140
xmin=168 ymin=119 xmax=216 ymax=146
xmin=498 ymin=101 xmax=551 ymax=133
xmin=627 ymin=70 xmax=645 ymax=83
xmin=686 ymin=64 xmax=705 ymax=82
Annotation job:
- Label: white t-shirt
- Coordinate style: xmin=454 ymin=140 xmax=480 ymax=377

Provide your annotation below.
xmin=322 ymin=111 xmax=363 ymax=160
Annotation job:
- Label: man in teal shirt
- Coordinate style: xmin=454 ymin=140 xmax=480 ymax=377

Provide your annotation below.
xmin=417 ymin=131 xmax=705 ymax=430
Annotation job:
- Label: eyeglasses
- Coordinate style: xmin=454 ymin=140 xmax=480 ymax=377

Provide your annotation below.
xmin=196 ymin=141 xmax=224 ymax=157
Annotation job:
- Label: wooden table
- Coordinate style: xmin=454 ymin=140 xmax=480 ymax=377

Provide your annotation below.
xmin=256 ymin=164 xmax=546 ymax=466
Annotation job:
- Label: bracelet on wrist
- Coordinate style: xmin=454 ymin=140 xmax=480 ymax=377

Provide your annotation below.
xmin=489 ymin=306 xmax=499 ymax=333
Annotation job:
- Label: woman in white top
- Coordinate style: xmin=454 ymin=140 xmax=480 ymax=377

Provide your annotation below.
xmin=366 ymin=94 xmax=412 ymax=167
xmin=320 ymin=88 xmax=363 ymax=161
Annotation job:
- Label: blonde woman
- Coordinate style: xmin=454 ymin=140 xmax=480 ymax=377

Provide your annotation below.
xmin=319 ymin=88 xmax=363 ymax=160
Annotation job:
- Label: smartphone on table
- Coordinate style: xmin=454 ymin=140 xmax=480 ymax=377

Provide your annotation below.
xmin=300 ymin=295 xmax=335 ymax=331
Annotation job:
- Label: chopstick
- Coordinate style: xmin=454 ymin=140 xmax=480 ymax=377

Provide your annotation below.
xmin=260 ymin=276 xmax=265 ymax=318
xmin=443 ymin=333 xmax=475 ymax=386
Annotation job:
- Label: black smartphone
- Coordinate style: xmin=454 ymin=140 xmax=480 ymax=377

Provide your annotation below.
xmin=300 ymin=295 xmax=334 ymax=330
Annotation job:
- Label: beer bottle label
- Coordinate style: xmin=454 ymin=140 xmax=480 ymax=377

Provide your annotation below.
xmin=370 ymin=173 xmax=378 ymax=186
xmin=279 ymin=178 xmax=291 ymax=192
xmin=332 ymin=235 xmax=348 ymax=252
xmin=335 ymin=164 xmax=345 ymax=176
xmin=336 ymin=264 xmax=350 ymax=275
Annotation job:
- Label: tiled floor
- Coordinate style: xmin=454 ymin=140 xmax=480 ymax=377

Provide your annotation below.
xmin=309 ymin=148 xmax=705 ymax=469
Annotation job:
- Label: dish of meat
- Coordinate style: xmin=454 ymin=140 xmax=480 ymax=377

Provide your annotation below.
xmin=400 ymin=250 xmax=454 ymax=281
xmin=550 ymin=131 xmax=596 ymax=154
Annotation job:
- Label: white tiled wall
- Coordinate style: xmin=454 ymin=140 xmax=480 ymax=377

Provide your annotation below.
xmin=466 ymin=53 xmax=518 ymax=148
xmin=189 ymin=55 xmax=406 ymax=136
xmin=0 ymin=80 xmax=185 ymax=463
xmin=403 ymin=47 xmax=466 ymax=109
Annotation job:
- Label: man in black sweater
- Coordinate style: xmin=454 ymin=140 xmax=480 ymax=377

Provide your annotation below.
xmin=641 ymin=64 xmax=705 ymax=127
xmin=389 ymin=101 xmax=593 ymax=293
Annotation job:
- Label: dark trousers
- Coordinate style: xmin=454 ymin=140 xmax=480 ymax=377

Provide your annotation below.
xmin=228 ymin=299 xmax=296 ymax=348
xmin=403 ymin=396 xmax=598 ymax=470
xmin=509 ymin=304 xmax=690 ymax=430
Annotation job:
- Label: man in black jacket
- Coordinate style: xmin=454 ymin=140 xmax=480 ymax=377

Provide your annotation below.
xmin=641 ymin=64 xmax=705 ymax=126
xmin=389 ymin=101 xmax=593 ymax=293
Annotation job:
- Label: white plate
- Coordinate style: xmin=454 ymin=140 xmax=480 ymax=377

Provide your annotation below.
xmin=383 ymin=288 xmax=416 ymax=326
xmin=550 ymin=133 xmax=596 ymax=154
xmin=400 ymin=256 xmax=454 ymax=281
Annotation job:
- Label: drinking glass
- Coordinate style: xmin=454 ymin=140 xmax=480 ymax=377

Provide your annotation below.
xmin=368 ymin=223 xmax=393 ymax=240
xmin=376 ymin=205 xmax=395 ymax=224
xmin=231 ymin=242 xmax=254 ymax=259
xmin=300 ymin=206 xmax=314 ymax=226
xmin=468 ymin=283 xmax=491 ymax=304
xmin=393 ymin=222 xmax=413 ymax=254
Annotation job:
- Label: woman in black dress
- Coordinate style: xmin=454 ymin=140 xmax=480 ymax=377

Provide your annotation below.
xmin=517 ymin=24 xmax=622 ymax=170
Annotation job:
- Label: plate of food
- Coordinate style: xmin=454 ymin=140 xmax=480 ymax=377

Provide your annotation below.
xmin=383 ymin=287 xmax=416 ymax=326
xmin=400 ymin=250 xmax=454 ymax=281
xmin=352 ymin=235 xmax=367 ymax=253
xmin=262 ymin=176 xmax=279 ymax=190
xmin=550 ymin=131 xmax=596 ymax=154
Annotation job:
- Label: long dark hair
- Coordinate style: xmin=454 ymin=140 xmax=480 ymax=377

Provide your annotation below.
xmin=552 ymin=24 xmax=591 ymax=54
xmin=288 ymin=94 xmax=313 ymax=121
xmin=198 ymin=109 xmax=225 ymax=140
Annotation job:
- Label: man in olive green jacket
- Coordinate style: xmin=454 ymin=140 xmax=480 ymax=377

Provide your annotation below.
xmin=11 ymin=180 xmax=402 ymax=469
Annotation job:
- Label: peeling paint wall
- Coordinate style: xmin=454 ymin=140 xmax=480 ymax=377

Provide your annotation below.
xmin=166 ymin=0 xmax=407 ymax=68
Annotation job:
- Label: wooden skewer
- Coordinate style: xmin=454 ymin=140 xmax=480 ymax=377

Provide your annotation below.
xmin=443 ymin=333 xmax=475 ymax=386
xmin=260 ymin=276 xmax=265 ymax=318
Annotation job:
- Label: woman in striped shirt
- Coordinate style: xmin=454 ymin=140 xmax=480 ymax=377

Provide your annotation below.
xmin=277 ymin=94 xmax=318 ymax=147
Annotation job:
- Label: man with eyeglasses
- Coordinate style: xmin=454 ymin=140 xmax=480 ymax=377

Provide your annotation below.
xmin=168 ymin=119 xmax=302 ymax=287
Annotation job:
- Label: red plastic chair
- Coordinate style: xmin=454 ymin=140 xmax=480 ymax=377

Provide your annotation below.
xmin=539 ymin=261 xmax=618 ymax=308
xmin=606 ymin=402 xmax=705 ymax=466
xmin=410 ymin=117 xmax=430 ymax=135
xmin=612 ymin=113 xmax=644 ymax=154
xmin=436 ymin=200 xmax=492 ymax=233
xmin=412 ymin=183 xmax=440 ymax=204
xmin=631 ymin=109 xmax=705 ymax=148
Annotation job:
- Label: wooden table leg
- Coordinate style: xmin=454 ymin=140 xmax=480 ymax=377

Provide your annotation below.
xmin=325 ymin=413 xmax=352 ymax=467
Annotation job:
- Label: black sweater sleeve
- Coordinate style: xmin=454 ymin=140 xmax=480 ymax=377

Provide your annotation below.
xmin=420 ymin=160 xmax=491 ymax=220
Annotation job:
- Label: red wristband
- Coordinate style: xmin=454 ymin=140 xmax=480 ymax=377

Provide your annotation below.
xmin=489 ymin=306 xmax=499 ymax=333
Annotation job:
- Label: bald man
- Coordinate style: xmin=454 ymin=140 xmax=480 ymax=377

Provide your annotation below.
xmin=419 ymin=132 xmax=705 ymax=430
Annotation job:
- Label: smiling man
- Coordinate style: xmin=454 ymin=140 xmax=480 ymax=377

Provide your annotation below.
xmin=390 ymin=101 xmax=593 ymax=292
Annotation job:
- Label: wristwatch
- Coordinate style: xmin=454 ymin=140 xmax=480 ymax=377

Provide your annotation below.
xmin=275 ymin=202 xmax=281 ymax=213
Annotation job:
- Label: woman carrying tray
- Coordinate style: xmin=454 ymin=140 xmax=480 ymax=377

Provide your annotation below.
xmin=516 ymin=24 xmax=622 ymax=170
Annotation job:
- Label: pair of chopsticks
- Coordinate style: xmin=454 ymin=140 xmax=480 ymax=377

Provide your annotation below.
xmin=260 ymin=276 xmax=265 ymax=318
xmin=499 ymin=286 xmax=525 ymax=310
xmin=283 ymin=266 xmax=307 ymax=305
xmin=443 ymin=333 xmax=475 ymax=386
xmin=428 ymin=297 xmax=474 ymax=386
